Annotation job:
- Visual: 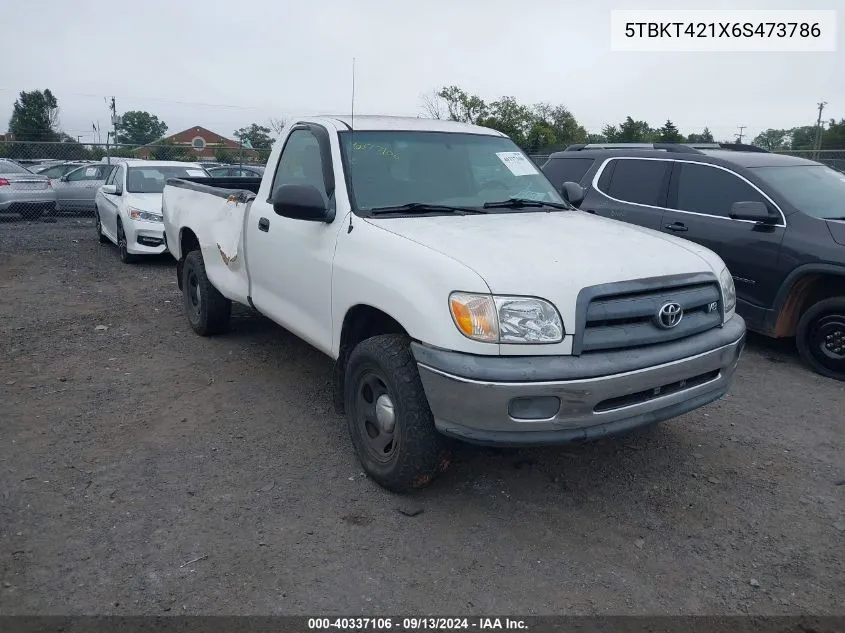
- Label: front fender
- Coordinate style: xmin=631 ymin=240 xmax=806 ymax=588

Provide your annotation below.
xmin=331 ymin=219 xmax=497 ymax=358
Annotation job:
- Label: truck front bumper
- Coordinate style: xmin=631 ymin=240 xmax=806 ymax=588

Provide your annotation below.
xmin=412 ymin=315 xmax=746 ymax=446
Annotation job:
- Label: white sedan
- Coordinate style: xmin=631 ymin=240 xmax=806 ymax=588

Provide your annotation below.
xmin=95 ymin=160 xmax=209 ymax=263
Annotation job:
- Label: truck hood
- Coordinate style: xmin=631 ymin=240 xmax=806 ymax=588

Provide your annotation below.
xmin=366 ymin=211 xmax=722 ymax=325
xmin=124 ymin=193 xmax=163 ymax=214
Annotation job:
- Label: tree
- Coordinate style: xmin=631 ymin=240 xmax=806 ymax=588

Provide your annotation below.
xmin=115 ymin=111 xmax=167 ymax=146
xmin=268 ymin=118 xmax=286 ymax=136
xmin=530 ymin=103 xmax=587 ymax=150
xmin=233 ymin=123 xmax=274 ymax=149
xmin=603 ymin=117 xmax=656 ymax=143
xmin=215 ymin=148 xmax=235 ymax=163
xmin=477 ymin=96 xmax=534 ymax=146
xmin=821 ymin=119 xmax=845 ymax=149
xmin=657 ymin=120 xmax=684 ymax=143
xmin=585 ymin=132 xmax=608 ymax=144
xmin=419 ymin=91 xmax=445 ymax=119
xmin=149 ymin=140 xmax=186 ymax=161
xmin=8 ymin=89 xmax=60 ymax=141
xmin=752 ymin=129 xmax=789 ymax=151
xmin=788 ymin=125 xmax=817 ymax=150
xmin=686 ymin=127 xmax=714 ymax=143
xmin=436 ymin=86 xmax=487 ymax=124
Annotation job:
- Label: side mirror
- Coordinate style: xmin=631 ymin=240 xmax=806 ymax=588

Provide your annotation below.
xmin=60 ymin=174 xmax=69 ymax=182
xmin=560 ymin=181 xmax=585 ymax=206
xmin=729 ymin=201 xmax=778 ymax=224
xmin=101 ymin=184 xmax=117 ymax=195
xmin=272 ymin=184 xmax=330 ymax=222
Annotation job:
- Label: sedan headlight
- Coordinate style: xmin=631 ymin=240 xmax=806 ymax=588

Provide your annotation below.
xmin=128 ymin=207 xmax=163 ymax=223
xmin=449 ymin=292 xmax=564 ymax=344
xmin=719 ymin=267 xmax=736 ymax=315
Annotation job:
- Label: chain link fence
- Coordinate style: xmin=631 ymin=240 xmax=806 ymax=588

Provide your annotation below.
xmin=0 ymin=141 xmax=267 ymax=167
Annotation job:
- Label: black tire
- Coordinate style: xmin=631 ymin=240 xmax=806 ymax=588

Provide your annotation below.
xmin=116 ymin=221 xmax=137 ymax=263
xmin=796 ymin=297 xmax=845 ymax=381
xmin=95 ymin=209 xmax=109 ymax=244
xmin=181 ymin=250 xmax=231 ymax=336
xmin=344 ymin=334 xmax=451 ymax=492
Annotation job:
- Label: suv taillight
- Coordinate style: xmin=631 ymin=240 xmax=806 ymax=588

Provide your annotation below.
xmin=0 ymin=178 xmax=10 ymax=187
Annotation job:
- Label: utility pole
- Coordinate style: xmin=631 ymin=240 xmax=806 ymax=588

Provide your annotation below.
xmin=106 ymin=97 xmax=119 ymax=164
xmin=813 ymin=101 xmax=827 ymax=160
xmin=736 ymin=126 xmax=747 ymax=143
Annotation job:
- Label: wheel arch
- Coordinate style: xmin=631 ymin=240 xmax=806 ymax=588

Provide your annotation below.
xmin=176 ymin=227 xmax=201 ymax=291
xmin=770 ymin=264 xmax=845 ymax=338
xmin=333 ymin=304 xmax=410 ymax=414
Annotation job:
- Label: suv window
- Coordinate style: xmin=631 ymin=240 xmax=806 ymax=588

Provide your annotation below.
xmin=271 ymin=129 xmax=327 ymax=199
xmin=542 ymin=157 xmax=595 ymax=186
xmin=604 ymin=159 xmax=669 ymax=206
xmin=674 ymin=162 xmax=767 ymax=218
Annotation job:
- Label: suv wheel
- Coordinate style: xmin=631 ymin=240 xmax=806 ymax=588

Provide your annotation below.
xmin=796 ymin=297 xmax=845 ymax=381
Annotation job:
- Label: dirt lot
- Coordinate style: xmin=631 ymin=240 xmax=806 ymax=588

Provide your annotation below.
xmin=0 ymin=217 xmax=843 ymax=616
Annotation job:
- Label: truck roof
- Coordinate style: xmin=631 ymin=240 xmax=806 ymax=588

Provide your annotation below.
xmin=307 ymin=114 xmax=507 ymax=136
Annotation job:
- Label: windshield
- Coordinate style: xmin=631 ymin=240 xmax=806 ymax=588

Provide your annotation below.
xmin=126 ymin=165 xmax=208 ymax=193
xmin=750 ymin=165 xmax=845 ymax=220
xmin=338 ymin=131 xmax=564 ymax=213
xmin=0 ymin=160 xmax=32 ymax=175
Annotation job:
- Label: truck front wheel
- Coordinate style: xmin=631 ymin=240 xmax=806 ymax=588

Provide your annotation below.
xmin=181 ymin=250 xmax=231 ymax=336
xmin=344 ymin=334 xmax=451 ymax=492
xmin=796 ymin=297 xmax=845 ymax=381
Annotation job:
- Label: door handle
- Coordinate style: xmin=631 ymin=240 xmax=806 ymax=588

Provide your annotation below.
xmin=664 ymin=222 xmax=688 ymax=232
xmin=258 ymin=217 xmax=270 ymax=232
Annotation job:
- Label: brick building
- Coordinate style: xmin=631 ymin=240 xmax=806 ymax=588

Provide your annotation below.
xmin=135 ymin=126 xmax=257 ymax=161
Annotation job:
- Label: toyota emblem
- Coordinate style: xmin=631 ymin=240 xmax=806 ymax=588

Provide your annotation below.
xmin=657 ymin=302 xmax=683 ymax=329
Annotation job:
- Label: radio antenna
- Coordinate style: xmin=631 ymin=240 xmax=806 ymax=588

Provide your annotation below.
xmin=347 ymin=56 xmax=356 ymax=233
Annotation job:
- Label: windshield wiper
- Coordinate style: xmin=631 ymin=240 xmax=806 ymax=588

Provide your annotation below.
xmin=824 ymin=216 xmax=845 ymax=221
xmin=482 ymin=197 xmax=572 ymax=210
xmin=368 ymin=203 xmax=486 ymax=216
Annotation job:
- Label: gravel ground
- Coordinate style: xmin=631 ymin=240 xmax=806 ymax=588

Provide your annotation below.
xmin=1 ymin=217 xmax=843 ymax=616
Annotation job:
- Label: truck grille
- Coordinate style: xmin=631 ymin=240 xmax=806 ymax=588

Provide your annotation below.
xmin=575 ymin=276 xmax=723 ymax=354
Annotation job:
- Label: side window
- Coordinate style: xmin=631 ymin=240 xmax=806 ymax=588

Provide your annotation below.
xmin=605 ymin=159 xmax=670 ymax=206
xmin=42 ymin=166 xmax=66 ymax=179
xmin=270 ymin=129 xmax=327 ymax=199
xmin=67 ymin=166 xmax=101 ymax=182
xmin=542 ymin=158 xmax=595 ymax=186
xmin=674 ymin=163 xmax=767 ymax=217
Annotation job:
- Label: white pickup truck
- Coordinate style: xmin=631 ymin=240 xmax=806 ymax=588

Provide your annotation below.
xmin=162 ymin=115 xmax=746 ymax=491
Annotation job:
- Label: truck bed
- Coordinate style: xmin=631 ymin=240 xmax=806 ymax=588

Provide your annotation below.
xmin=163 ymin=177 xmax=261 ymax=306
xmin=166 ymin=176 xmax=262 ymax=197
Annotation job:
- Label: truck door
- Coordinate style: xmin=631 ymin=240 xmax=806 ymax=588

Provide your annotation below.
xmin=245 ymin=124 xmax=343 ymax=355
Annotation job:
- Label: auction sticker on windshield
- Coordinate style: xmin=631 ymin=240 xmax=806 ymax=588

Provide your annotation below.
xmin=496 ymin=152 xmax=539 ymax=176
xmin=186 ymin=169 xmax=206 ymax=177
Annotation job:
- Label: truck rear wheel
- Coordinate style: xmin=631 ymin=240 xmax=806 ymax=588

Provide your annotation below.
xmin=182 ymin=250 xmax=231 ymax=336
xmin=796 ymin=297 xmax=845 ymax=381
xmin=344 ymin=334 xmax=451 ymax=492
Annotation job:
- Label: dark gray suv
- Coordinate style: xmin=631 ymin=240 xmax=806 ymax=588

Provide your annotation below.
xmin=541 ymin=143 xmax=845 ymax=381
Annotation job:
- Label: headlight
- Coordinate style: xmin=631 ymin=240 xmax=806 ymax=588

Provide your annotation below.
xmin=449 ymin=292 xmax=564 ymax=344
xmin=719 ymin=267 xmax=736 ymax=315
xmin=128 ymin=207 xmax=163 ymax=223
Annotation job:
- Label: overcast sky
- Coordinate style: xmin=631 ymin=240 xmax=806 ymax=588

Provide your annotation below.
xmin=2 ymin=0 xmax=841 ymax=144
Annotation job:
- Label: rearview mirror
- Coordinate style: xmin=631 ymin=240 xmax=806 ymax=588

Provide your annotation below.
xmin=560 ymin=181 xmax=585 ymax=206
xmin=729 ymin=201 xmax=778 ymax=224
xmin=271 ymin=184 xmax=331 ymax=222
xmin=101 ymin=184 xmax=117 ymax=195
